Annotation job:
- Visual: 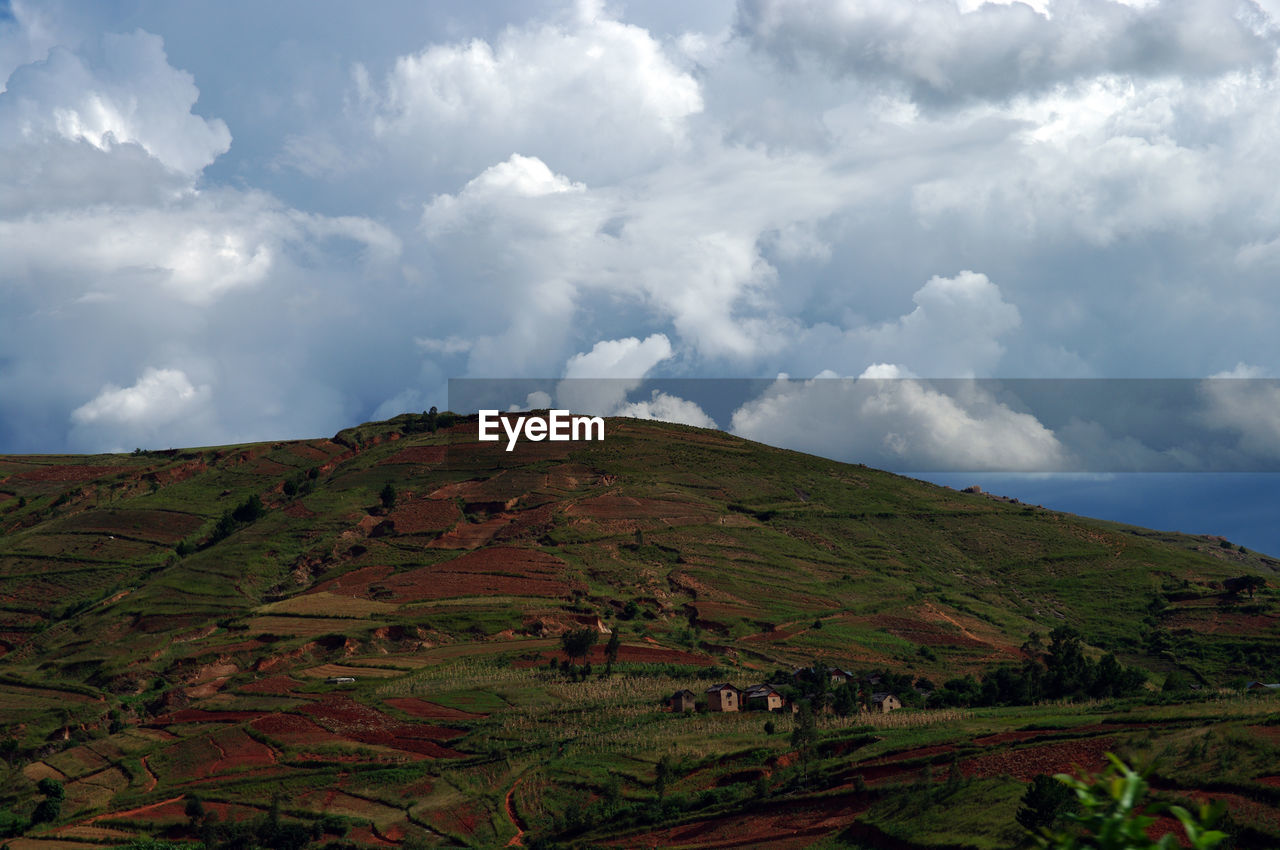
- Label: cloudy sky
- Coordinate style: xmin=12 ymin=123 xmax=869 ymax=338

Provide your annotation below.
xmin=6 ymin=0 xmax=1280 ymax=548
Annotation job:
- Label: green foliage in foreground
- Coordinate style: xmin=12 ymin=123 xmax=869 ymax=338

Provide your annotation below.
xmin=1038 ymin=754 xmax=1227 ymax=850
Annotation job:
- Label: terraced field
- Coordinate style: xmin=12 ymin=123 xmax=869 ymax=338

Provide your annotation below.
xmin=0 ymin=413 xmax=1277 ymax=847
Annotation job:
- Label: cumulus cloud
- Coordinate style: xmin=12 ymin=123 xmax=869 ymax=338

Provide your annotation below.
xmin=557 ymin=334 xmax=674 ymax=416
xmin=616 ymin=390 xmax=717 ymax=429
xmin=0 ymin=30 xmax=230 ymax=175
xmin=736 ymin=0 xmax=1279 ymax=106
xmin=729 ymin=374 xmax=1068 ymax=471
xmin=69 ymin=367 xmax=214 ymax=451
xmin=343 ymin=0 xmax=702 ymax=184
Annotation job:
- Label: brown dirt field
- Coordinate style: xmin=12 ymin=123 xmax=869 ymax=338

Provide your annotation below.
xmin=52 ymin=825 xmax=140 ymax=842
xmin=14 ymin=464 xmax=120 ymax=482
xmin=297 ymin=789 xmax=406 ymax=824
xmin=154 ymin=708 xmax=266 ymax=724
xmin=55 ymin=508 xmax=204 ymax=543
xmin=300 ymin=695 xmax=466 ymax=758
xmin=379 ymin=445 xmax=448 ymax=465
xmin=566 ymin=495 xmax=712 ymax=521
xmin=1164 ymin=609 xmax=1278 ymax=635
xmin=385 ymin=497 xmax=461 ymax=534
xmin=311 ymin=564 xmax=395 ymax=595
xmin=424 ymin=800 xmax=485 ymax=837
xmin=249 ymin=712 xmax=348 ymax=745
xmin=286 ymin=441 xmax=345 ymax=463
xmin=384 ymin=697 xmax=487 ymax=721
xmin=865 ymin=614 xmax=990 ymax=649
xmin=165 ymin=727 xmax=275 ymax=781
xmin=426 ymin=513 xmax=513 ymax=549
xmin=237 ymin=675 xmax=308 ymax=695
xmin=283 ymin=501 xmax=317 ymax=518
xmin=609 ymin=793 xmax=870 ymax=848
xmin=961 ymin=737 xmax=1114 ymax=781
xmin=373 ymin=547 xmax=579 ymax=602
xmin=513 ymin=642 xmax=714 ymax=668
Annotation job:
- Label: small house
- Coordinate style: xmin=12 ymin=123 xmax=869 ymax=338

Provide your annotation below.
xmin=870 ymin=692 xmax=901 ymax=713
xmin=706 ymin=683 xmax=741 ymax=712
xmin=325 ymin=676 xmax=356 ymax=685
xmin=743 ymin=684 xmax=785 ymax=712
xmin=669 ymin=689 xmax=697 ymax=712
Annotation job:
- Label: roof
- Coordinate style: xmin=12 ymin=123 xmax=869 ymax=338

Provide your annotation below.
xmin=672 ymin=689 xmax=696 ymax=698
xmin=706 ymin=683 xmax=739 ymax=693
xmin=870 ymin=692 xmax=897 ymax=702
xmin=743 ymin=684 xmax=782 ymax=698
xmin=1246 ymin=681 xmax=1280 ymax=689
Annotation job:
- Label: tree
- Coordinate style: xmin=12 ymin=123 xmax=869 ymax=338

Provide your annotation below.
xmin=655 ymin=754 xmax=676 ymax=800
xmin=790 ymin=702 xmax=817 ymax=779
xmin=604 ymin=627 xmax=621 ymax=674
xmin=1018 ymin=774 xmax=1076 ymax=833
xmin=560 ymin=628 xmax=598 ymax=668
xmin=31 ymin=778 xmax=63 ymax=824
xmin=380 ymin=483 xmax=397 ymax=511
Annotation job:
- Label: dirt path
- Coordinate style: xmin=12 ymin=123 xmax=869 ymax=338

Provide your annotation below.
xmin=504 ymin=776 xmax=527 ymax=847
xmin=140 ymin=756 xmax=157 ymax=792
xmin=83 ymin=795 xmax=184 ymax=825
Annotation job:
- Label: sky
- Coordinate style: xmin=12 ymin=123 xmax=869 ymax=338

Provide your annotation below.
xmin=4 ymin=0 xmax=1280 ymax=551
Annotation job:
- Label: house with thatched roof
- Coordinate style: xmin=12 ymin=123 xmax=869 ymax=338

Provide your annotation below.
xmin=669 ymin=689 xmax=697 ymax=712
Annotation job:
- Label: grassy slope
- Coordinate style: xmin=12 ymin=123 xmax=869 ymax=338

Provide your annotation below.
xmin=0 ymin=414 xmax=1277 ymax=847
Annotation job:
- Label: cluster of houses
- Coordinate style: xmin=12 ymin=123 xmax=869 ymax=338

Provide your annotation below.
xmin=669 ymin=667 xmax=903 ymax=715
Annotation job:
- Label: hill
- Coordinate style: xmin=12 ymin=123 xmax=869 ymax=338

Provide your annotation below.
xmin=0 ymin=413 xmax=1277 ymax=848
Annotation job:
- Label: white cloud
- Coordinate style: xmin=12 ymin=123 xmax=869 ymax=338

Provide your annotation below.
xmin=0 ymin=30 xmax=230 ymax=175
xmin=616 ymin=390 xmax=717 ymax=429
xmin=71 ymin=367 xmax=209 ymax=426
xmin=562 ymin=333 xmax=674 ymax=379
xmin=737 ymin=0 xmax=1278 ymax=106
xmin=730 ymin=374 xmax=1067 ymax=471
xmin=346 ymin=3 xmax=703 ymax=183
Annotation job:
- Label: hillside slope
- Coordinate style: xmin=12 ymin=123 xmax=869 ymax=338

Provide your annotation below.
xmin=1 ymin=414 xmax=1277 ymax=847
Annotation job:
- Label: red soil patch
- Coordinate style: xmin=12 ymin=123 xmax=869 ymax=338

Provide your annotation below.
xmin=511 ymin=642 xmax=712 ymax=668
xmin=57 ymin=508 xmax=204 ymax=543
xmin=385 ymin=497 xmax=461 ymax=534
xmin=283 ymin=501 xmax=317 ymax=518
xmin=166 ymin=727 xmax=276 ymax=781
xmin=379 ymin=446 xmax=448 ymax=465
xmin=15 ymin=464 xmax=119 ymax=482
xmin=868 ymin=614 xmax=990 ymax=649
xmin=250 ymin=713 xmax=348 ymax=745
xmin=154 ymin=709 xmax=266 ymax=725
xmin=300 ymin=695 xmax=465 ymax=759
xmin=384 ymin=698 xmax=487 ymax=721
xmin=311 ymin=564 xmax=394 ymax=596
xmin=348 ymin=825 xmax=398 ymax=846
xmin=424 ymin=800 xmax=484 ymax=837
xmin=426 ymin=513 xmax=512 ymax=549
xmin=1256 ymin=775 xmax=1280 ymax=787
xmin=961 ymin=737 xmax=1114 ymax=781
xmin=566 ymin=495 xmax=711 ymax=521
xmin=610 ymin=793 xmax=870 ymax=848
xmin=237 ymin=675 xmax=307 ymax=695
xmin=375 ymin=547 xmax=579 ymax=602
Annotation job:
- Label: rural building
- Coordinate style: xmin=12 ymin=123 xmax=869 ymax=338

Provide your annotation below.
xmin=325 ymin=676 xmax=356 ymax=684
xmin=669 ymin=689 xmax=697 ymax=712
xmin=706 ymin=683 xmax=741 ymax=712
xmin=743 ymin=684 xmax=785 ymax=712
xmin=870 ymin=692 xmax=901 ymax=712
